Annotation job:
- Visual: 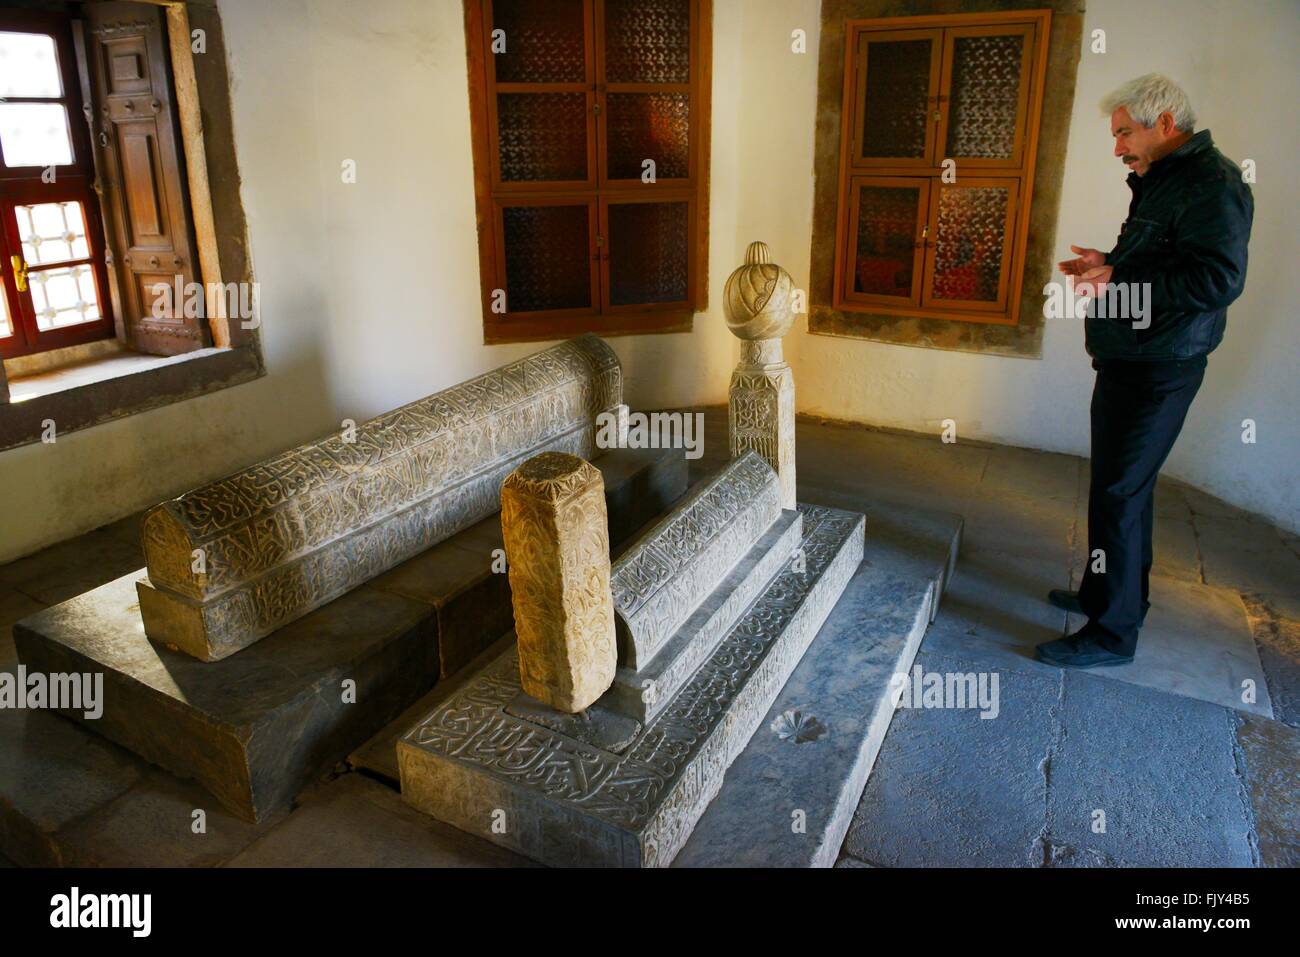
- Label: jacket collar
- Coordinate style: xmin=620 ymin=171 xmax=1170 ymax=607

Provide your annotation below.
xmin=1127 ymin=128 xmax=1214 ymax=192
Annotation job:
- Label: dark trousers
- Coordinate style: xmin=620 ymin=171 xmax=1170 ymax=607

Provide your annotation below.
xmin=1077 ymin=356 xmax=1206 ymax=655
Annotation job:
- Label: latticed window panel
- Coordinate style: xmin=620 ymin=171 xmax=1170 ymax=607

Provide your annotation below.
xmin=945 ymin=33 xmax=1025 ymax=160
xmin=608 ymin=201 xmax=689 ymax=306
xmin=29 ymin=263 xmax=101 ymax=330
xmin=17 ymin=201 xmax=90 ymax=265
xmin=0 ymin=283 xmax=11 ymax=337
xmin=491 ymin=0 xmax=587 ymax=84
xmin=605 ymin=92 xmax=689 ymax=180
xmin=852 ymin=184 xmax=921 ymax=298
xmin=502 ymin=205 xmax=592 ymax=312
xmin=497 ymin=92 xmax=588 ymax=182
xmin=16 ymin=200 xmax=101 ymax=330
xmin=861 ymin=38 xmax=933 ymax=159
xmin=603 ymin=0 xmax=691 ymax=84
xmin=930 ymin=185 xmax=1009 ymax=302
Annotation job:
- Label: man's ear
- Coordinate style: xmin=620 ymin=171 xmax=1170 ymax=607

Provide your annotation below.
xmin=1158 ymin=111 xmax=1177 ymax=136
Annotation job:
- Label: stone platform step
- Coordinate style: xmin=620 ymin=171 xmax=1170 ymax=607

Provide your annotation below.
xmin=605 ymin=508 xmax=804 ymax=723
xmin=674 ymin=497 xmax=962 ymax=867
xmin=398 ymin=503 xmax=866 ymax=867
xmin=11 ymin=447 xmax=686 ymax=824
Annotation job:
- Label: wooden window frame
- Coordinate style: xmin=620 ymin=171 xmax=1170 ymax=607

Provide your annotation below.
xmin=832 ymin=10 xmax=1050 ymax=327
xmin=464 ymin=0 xmax=712 ymax=344
xmin=841 ymin=176 xmax=930 ymax=308
xmin=0 ymin=1 xmax=264 ymax=448
xmin=0 ymin=8 xmax=115 ymax=359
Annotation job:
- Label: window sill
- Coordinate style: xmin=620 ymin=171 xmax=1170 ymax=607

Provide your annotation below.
xmin=0 ymin=344 xmax=264 ymax=451
xmin=483 ymin=310 xmax=695 ymax=344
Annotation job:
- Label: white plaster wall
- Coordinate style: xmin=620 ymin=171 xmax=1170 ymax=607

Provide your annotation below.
xmin=783 ymin=0 xmax=1300 ymax=532
xmin=1 ymin=0 xmax=1294 ymax=564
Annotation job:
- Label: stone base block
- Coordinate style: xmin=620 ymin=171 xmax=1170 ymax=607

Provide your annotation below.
xmin=398 ymin=504 xmax=865 ymax=867
xmin=14 ymin=577 xmax=439 ymax=824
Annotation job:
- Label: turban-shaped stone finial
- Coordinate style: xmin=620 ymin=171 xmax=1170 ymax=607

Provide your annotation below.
xmin=723 ymin=240 xmax=795 ymax=341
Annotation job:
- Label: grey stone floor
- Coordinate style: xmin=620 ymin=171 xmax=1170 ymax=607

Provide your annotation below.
xmin=783 ymin=416 xmax=1299 ymax=869
xmin=1 ymin=410 xmax=1296 ymax=867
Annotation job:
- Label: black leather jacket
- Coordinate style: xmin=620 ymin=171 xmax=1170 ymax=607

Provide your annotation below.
xmin=1086 ymin=129 xmax=1253 ymax=361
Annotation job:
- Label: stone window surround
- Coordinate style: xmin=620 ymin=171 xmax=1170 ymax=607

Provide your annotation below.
xmin=809 ymin=0 xmax=1084 ymax=359
xmin=0 ymin=0 xmax=264 ymax=451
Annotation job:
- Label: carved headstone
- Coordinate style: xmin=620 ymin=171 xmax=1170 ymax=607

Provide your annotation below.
xmin=137 ymin=335 xmax=622 ymax=661
xmin=724 ymin=241 xmax=796 ymax=509
xmin=501 ymin=452 xmax=616 ymax=713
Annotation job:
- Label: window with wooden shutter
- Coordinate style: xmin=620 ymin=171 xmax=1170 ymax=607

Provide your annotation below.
xmin=0 ymin=9 xmax=114 ymax=360
xmin=465 ymin=0 xmax=711 ymax=343
xmin=833 ymin=11 xmax=1049 ymax=326
xmin=82 ymin=0 xmax=209 ymax=356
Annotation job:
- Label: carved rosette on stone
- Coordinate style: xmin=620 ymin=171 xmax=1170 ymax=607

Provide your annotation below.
xmin=724 ymin=241 xmax=796 ymax=509
xmin=500 ymin=452 xmax=616 ymax=713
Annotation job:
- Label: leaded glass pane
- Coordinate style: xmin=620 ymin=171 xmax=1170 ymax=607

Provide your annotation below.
xmin=945 ymin=34 xmax=1024 ymax=160
xmin=492 ymin=0 xmax=586 ymax=84
xmin=931 ymin=185 xmax=1009 ymax=302
xmin=606 ymin=92 xmax=689 ymax=180
xmin=861 ymin=39 xmax=932 ymax=159
xmin=498 ymin=92 xmax=588 ymax=181
xmin=608 ymin=201 xmax=688 ymax=306
xmin=502 ymin=204 xmax=591 ymax=312
xmin=852 ymin=185 xmax=920 ymax=297
xmin=604 ymin=0 xmax=690 ymax=84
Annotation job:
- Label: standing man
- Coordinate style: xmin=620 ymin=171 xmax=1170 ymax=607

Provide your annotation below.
xmin=1036 ymin=73 xmax=1253 ymax=668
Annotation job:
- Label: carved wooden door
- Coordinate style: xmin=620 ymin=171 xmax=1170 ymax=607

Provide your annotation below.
xmin=83 ymin=1 xmax=208 ymax=355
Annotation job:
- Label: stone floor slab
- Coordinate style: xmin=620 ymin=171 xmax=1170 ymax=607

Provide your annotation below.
xmin=56 ymin=768 xmax=279 ymax=867
xmin=1240 ymin=594 xmax=1300 ymax=729
xmin=0 ymin=528 xmax=144 ymax=606
xmin=1045 ymin=671 xmax=1255 ymax=867
xmin=1235 ymin=715 xmax=1300 ymax=867
xmin=978 ymin=444 xmax=1080 ymax=505
xmin=953 ymin=496 xmax=1076 ymax=564
xmin=1197 ymin=515 xmax=1300 ymax=598
xmin=843 ymin=646 xmax=1060 ymax=867
xmin=228 ymin=772 xmax=530 ymax=867
xmin=920 ymin=546 xmax=1071 ymax=673
xmin=0 ymin=702 xmax=145 ymax=866
xmin=0 ymin=590 xmax=46 ymax=667
xmin=1064 ymin=574 xmax=1271 ymax=716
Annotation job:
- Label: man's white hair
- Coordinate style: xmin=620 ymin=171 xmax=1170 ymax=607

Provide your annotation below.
xmin=1100 ymin=73 xmax=1196 ymax=131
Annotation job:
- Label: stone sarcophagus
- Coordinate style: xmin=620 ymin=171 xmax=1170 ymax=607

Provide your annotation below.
xmin=137 ymin=335 xmax=622 ymax=661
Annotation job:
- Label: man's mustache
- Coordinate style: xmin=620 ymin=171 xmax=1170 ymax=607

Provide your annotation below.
xmin=1121 ymin=155 xmax=1138 ymax=164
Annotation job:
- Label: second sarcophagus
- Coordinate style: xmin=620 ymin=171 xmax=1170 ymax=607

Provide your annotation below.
xmin=136 ymin=335 xmax=623 ymax=661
